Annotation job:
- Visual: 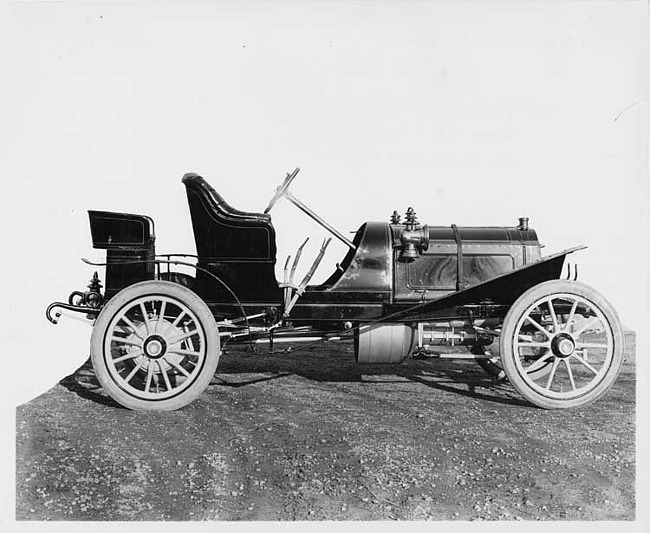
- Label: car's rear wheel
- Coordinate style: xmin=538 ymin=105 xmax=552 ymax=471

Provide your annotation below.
xmin=90 ymin=281 xmax=220 ymax=411
xmin=500 ymin=280 xmax=623 ymax=409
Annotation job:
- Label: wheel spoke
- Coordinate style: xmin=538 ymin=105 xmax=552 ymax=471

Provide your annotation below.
xmin=110 ymin=336 xmax=142 ymax=348
xmin=547 ymin=298 xmax=559 ymax=333
xmin=155 ymin=300 xmax=167 ymax=334
xmin=525 ymin=352 xmax=554 ymax=374
xmin=524 ymin=315 xmax=551 ymax=338
xmin=564 ymin=359 xmax=577 ymax=391
xmin=120 ymin=316 xmax=145 ymax=340
xmin=140 ymin=302 xmax=151 ymax=335
xmin=168 ymin=347 xmax=202 ymax=358
xmin=113 ymin=349 xmax=143 ymax=363
xmin=545 ymin=358 xmax=560 ymax=390
xmin=572 ymin=353 xmax=600 ymax=376
xmin=158 ymin=361 xmax=173 ymax=391
xmin=168 ymin=329 xmax=199 ymax=346
xmin=166 ymin=358 xmax=191 ymax=378
xmin=124 ymin=360 xmax=145 ymax=383
xmin=564 ymin=299 xmax=579 ymax=333
xmin=572 ymin=317 xmax=600 ymax=339
xmin=161 ymin=311 xmax=186 ymax=336
xmin=144 ymin=362 xmax=154 ymax=392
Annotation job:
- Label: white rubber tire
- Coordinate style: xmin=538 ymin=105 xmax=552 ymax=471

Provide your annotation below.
xmin=500 ymin=280 xmax=623 ymax=409
xmin=90 ymin=281 xmax=220 ymax=411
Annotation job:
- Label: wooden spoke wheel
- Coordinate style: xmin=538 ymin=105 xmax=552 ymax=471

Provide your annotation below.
xmin=499 ymin=280 xmax=623 ymax=409
xmin=90 ymin=281 xmax=220 ymax=411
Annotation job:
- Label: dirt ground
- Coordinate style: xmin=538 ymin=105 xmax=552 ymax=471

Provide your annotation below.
xmin=16 ymin=333 xmax=635 ymax=521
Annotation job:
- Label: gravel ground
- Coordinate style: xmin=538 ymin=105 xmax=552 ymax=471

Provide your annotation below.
xmin=16 ymin=333 xmax=635 ymax=521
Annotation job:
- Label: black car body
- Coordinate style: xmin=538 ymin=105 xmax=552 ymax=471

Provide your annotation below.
xmin=47 ymin=169 xmax=624 ymax=411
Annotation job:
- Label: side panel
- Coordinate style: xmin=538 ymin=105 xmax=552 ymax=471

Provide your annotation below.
xmin=407 ymin=253 xmax=515 ymax=289
xmin=197 ymin=261 xmax=282 ymax=304
xmin=206 ymin=292 xmax=388 ymax=325
xmin=393 ymin=224 xmax=542 ymax=302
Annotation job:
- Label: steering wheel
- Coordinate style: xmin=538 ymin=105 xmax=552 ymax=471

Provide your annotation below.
xmin=264 ymin=167 xmax=300 ymax=214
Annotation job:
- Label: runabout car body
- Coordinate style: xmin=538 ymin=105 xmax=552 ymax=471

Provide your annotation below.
xmin=47 ymin=168 xmax=624 ymax=411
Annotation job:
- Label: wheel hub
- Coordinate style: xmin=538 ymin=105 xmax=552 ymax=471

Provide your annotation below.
xmin=551 ymin=333 xmax=575 ymax=358
xmin=143 ymin=334 xmax=167 ymax=359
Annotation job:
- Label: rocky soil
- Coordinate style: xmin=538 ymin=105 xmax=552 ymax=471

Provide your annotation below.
xmin=16 ymin=334 xmax=635 ymax=521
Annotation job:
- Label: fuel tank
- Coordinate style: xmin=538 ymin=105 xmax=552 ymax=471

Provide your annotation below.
xmin=354 ymin=323 xmax=416 ymax=364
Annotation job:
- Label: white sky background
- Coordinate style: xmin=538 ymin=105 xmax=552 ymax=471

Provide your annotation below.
xmin=0 ymin=0 xmax=648 ymax=529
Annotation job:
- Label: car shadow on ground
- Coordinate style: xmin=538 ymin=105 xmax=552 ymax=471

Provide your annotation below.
xmin=59 ymin=341 xmax=531 ymax=409
xmin=216 ymin=344 xmax=531 ymax=407
xmin=59 ymin=365 xmax=125 ymax=409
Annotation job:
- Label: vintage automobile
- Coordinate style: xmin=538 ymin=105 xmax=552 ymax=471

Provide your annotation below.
xmin=47 ymin=168 xmax=624 ymax=411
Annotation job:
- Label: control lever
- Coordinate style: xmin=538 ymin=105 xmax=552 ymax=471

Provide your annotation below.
xmin=290 ymin=238 xmax=309 ymax=285
xmin=280 ymin=238 xmax=310 ymax=311
xmin=284 ymin=238 xmax=332 ymax=317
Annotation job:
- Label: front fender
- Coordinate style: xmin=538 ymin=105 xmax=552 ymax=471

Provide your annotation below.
xmin=399 ymin=245 xmax=587 ymax=319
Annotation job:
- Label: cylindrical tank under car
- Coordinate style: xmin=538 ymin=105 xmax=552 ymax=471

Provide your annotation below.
xmin=354 ymin=324 xmax=417 ymax=364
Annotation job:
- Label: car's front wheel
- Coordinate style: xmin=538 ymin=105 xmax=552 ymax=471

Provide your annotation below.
xmin=499 ymin=280 xmax=624 ymax=409
xmin=90 ymin=281 xmax=220 ymax=411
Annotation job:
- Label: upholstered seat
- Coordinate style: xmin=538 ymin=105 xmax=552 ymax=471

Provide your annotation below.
xmin=182 ymin=173 xmax=281 ymax=303
xmin=182 ymin=173 xmax=271 ymax=223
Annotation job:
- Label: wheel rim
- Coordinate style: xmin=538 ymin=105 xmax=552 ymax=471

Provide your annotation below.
xmin=513 ymin=293 xmax=614 ymax=400
xmin=102 ymin=294 xmax=208 ymax=401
